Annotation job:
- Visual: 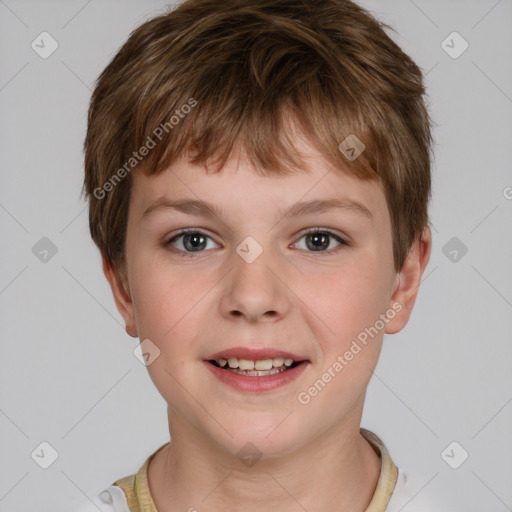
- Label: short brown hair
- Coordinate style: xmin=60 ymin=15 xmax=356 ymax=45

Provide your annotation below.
xmin=83 ymin=0 xmax=433 ymax=283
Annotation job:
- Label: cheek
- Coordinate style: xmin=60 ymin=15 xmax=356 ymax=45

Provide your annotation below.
xmin=303 ymin=258 xmax=391 ymax=343
xmin=130 ymin=265 xmax=205 ymax=403
xmin=130 ymin=259 xmax=202 ymax=348
xmin=296 ymin=264 xmax=389 ymax=409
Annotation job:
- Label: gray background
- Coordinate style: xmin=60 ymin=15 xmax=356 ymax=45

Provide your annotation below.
xmin=1 ymin=0 xmax=511 ymax=510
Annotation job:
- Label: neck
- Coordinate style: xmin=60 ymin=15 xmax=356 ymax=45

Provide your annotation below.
xmin=147 ymin=413 xmax=381 ymax=512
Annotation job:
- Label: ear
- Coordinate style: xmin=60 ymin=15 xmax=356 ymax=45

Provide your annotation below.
xmin=385 ymin=226 xmax=432 ymax=334
xmin=101 ymin=255 xmax=138 ymax=338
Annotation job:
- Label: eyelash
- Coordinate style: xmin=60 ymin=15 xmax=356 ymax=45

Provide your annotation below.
xmin=163 ymin=228 xmax=348 ymax=258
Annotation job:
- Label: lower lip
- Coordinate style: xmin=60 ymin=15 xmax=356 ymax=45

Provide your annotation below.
xmin=204 ymin=360 xmax=309 ymax=393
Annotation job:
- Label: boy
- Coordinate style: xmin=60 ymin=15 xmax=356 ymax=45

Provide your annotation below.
xmin=79 ymin=0 xmax=436 ymax=510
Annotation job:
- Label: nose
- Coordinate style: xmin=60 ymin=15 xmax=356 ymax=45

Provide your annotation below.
xmin=220 ymin=243 xmax=291 ymax=323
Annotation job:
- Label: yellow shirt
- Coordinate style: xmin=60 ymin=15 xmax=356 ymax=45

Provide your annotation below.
xmin=113 ymin=428 xmax=398 ymax=512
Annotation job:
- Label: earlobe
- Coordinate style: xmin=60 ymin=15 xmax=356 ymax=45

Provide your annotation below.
xmin=101 ymin=256 xmax=138 ymax=338
xmin=385 ymin=226 xmax=432 ymax=334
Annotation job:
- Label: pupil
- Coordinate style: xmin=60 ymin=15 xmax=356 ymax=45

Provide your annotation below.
xmin=184 ymin=233 xmax=206 ymax=251
xmin=307 ymin=233 xmax=328 ymax=251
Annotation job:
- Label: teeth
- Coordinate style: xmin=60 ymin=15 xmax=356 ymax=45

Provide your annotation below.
xmin=227 ymin=357 xmax=239 ymax=368
xmin=226 ymin=367 xmax=285 ymax=377
xmin=272 ymin=357 xmax=284 ymax=367
xmin=238 ymin=359 xmax=255 ymax=370
xmin=255 ymin=359 xmax=273 ymax=370
xmin=216 ymin=356 xmax=298 ymax=369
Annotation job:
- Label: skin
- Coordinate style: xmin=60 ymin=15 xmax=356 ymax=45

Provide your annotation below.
xmin=103 ymin=129 xmax=432 ymax=512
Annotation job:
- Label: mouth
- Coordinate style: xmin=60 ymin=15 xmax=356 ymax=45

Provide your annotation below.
xmin=203 ymin=348 xmax=310 ymax=392
xmin=208 ymin=357 xmax=303 ymax=377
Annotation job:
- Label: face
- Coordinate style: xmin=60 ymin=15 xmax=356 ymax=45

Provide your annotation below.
xmin=104 ymin=132 xmax=430 ymax=460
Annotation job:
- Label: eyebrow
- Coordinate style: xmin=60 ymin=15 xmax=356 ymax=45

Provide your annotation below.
xmin=141 ymin=197 xmax=373 ymax=223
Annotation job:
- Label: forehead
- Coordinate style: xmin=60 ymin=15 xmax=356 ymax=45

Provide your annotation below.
xmin=128 ymin=122 xmax=390 ymax=230
xmin=131 ymin=153 xmax=387 ymax=222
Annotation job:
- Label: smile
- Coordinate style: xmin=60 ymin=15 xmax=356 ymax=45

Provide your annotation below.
xmin=204 ymin=359 xmax=309 ymax=393
xmin=210 ymin=356 xmax=299 ymax=376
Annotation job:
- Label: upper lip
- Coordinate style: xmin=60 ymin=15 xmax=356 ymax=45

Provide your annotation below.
xmin=206 ymin=347 xmax=309 ymax=361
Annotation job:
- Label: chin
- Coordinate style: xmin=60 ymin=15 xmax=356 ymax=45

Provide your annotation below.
xmin=210 ymin=418 xmax=307 ymax=461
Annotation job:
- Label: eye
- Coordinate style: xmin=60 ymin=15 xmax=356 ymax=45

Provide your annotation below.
xmin=163 ymin=227 xmax=348 ymax=257
xmin=294 ymin=228 xmax=347 ymax=253
xmin=164 ymin=229 xmax=218 ymax=256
